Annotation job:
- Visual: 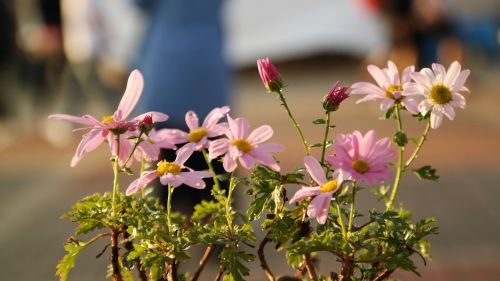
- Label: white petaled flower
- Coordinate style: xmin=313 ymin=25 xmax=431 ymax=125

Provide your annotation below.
xmin=351 ymin=61 xmax=420 ymax=114
xmin=411 ymin=61 xmax=470 ymax=129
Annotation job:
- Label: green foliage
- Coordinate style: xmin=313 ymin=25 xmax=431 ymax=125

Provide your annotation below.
xmin=221 ymin=246 xmax=255 ymax=281
xmin=413 ymin=165 xmax=440 ymax=181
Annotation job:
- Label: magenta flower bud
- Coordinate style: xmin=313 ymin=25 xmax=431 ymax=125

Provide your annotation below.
xmin=139 ymin=114 xmax=154 ymax=135
xmin=257 ymin=58 xmax=283 ymax=93
xmin=322 ymin=81 xmax=350 ymax=112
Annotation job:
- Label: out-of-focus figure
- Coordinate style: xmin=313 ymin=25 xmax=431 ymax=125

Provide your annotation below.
xmin=134 ymin=0 xmax=231 ymax=213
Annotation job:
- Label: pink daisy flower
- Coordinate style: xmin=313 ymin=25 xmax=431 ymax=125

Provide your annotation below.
xmin=327 ymin=130 xmax=394 ymax=184
xmin=411 ymin=61 xmax=470 ymax=129
xmin=289 ymin=156 xmax=346 ymax=224
xmin=351 ymin=61 xmax=420 ymax=114
xmin=208 ymin=115 xmax=285 ymax=172
xmin=166 ymin=106 xmax=230 ymax=156
xmin=125 ymin=148 xmax=213 ymax=195
xmin=133 ymin=128 xmax=178 ymax=162
xmin=48 ymin=70 xmax=168 ymax=166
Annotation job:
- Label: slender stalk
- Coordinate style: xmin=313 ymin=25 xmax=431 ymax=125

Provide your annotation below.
xmin=276 ymin=89 xmax=310 ymax=155
xmin=213 ymin=270 xmax=223 ymax=281
xmin=258 ymin=237 xmax=276 ymax=281
xmin=225 ymin=173 xmax=236 ymax=235
xmin=140 ymin=156 xmax=146 ymax=198
xmin=387 ymin=104 xmax=404 ymax=210
xmin=167 ymin=261 xmax=178 ymax=281
xmin=202 ymin=149 xmax=221 ymax=192
xmin=320 ymin=111 xmax=331 ymax=165
xmin=122 ymin=132 xmax=144 ymax=168
xmin=112 ymin=137 xmax=121 ymax=217
xmin=336 ymin=200 xmax=347 ymax=239
xmin=191 ymin=245 xmax=215 ymax=281
xmin=347 ymin=185 xmax=357 ymax=235
xmin=303 ymin=254 xmax=318 ymax=281
xmin=111 ymin=228 xmax=122 ymax=281
xmin=167 ymin=185 xmax=174 ymax=234
xmin=405 ymin=119 xmax=431 ymax=168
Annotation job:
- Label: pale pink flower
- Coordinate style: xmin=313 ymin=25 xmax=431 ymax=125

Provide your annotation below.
xmin=351 ymin=61 xmax=420 ymax=114
xmin=208 ymin=115 xmax=285 ymax=172
xmin=327 ymin=130 xmax=394 ymax=184
xmin=257 ymin=58 xmax=283 ymax=93
xmin=166 ymin=106 xmax=230 ymax=157
xmin=126 ymin=148 xmax=213 ymax=195
xmin=133 ymin=129 xmax=178 ymax=162
xmin=48 ymin=70 xmax=168 ymax=166
xmin=289 ymin=156 xmax=346 ymax=224
xmin=411 ymin=61 xmax=470 ymax=129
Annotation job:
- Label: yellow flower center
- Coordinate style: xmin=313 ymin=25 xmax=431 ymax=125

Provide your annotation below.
xmin=102 ymin=115 xmax=115 ymax=123
xmin=430 ymin=84 xmax=452 ymax=105
xmin=232 ymin=139 xmax=252 ymax=153
xmin=385 ymin=84 xmax=403 ymax=100
xmin=187 ymin=128 xmax=208 ymax=143
xmin=352 ymin=159 xmax=369 ymax=174
xmin=156 ymin=160 xmax=182 ymax=176
xmin=147 ymin=138 xmax=156 ymax=144
xmin=320 ymin=179 xmax=339 ymax=193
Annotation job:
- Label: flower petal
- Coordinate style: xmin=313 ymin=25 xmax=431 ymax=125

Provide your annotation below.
xmin=223 ymin=154 xmax=237 ymax=172
xmin=227 ymin=115 xmax=249 ymax=139
xmin=70 ymin=129 xmax=105 ymax=167
xmin=208 ymin=138 xmax=230 ymax=160
xmin=125 ymin=171 xmax=157 ymax=195
xmin=202 ymin=106 xmax=230 ymax=129
xmin=430 ymin=108 xmax=444 ymax=129
xmin=134 ymin=112 xmax=169 ymax=123
xmin=247 ymin=125 xmax=273 ymax=144
xmin=304 ymin=156 xmax=327 ymax=185
xmin=48 ymin=114 xmax=96 ymax=125
xmin=307 ymin=193 xmax=331 ymax=224
xmin=116 ymin=69 xmax=144 ymax=120
xmin=367 ymin=64 xmax=389 ymax=88
xmin=185 ymin=111 xmax=199 ymax=131
xmin=289 ymin=186 xmax=321 ymax=204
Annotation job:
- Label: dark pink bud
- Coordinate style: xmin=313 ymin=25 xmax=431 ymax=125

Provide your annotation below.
xmin=322 ymin=81 xmax=350 ymax=112
xmin=139 ymin=114 xmax=154 ymax=134
xmin=257 ymin=58 xmax=283 ymax=93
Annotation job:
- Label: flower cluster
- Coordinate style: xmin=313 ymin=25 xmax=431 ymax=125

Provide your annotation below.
xmin=53 ymin=59 xmax=470 ymax=281
xmin=351 ymin=60 xmax=470 ymax=128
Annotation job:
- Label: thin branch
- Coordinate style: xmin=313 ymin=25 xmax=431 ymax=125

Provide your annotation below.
xmin=213 ymin=270 xmax=223 ymax=281
xmin=371 ymin=269 xmax=394 ymax=281
xmin=167 ymin=260 xmax=178 ymax=281
xmin=191 ymin=244 xmax=215 ymax=281
xmin=303 ymin=254 xmax=318 ymax=281
xmin=258 ymin=237 xmax=276 ymax=281
xmin=110 ymin=229 xmax=123 ymax=281
xmin=123 ymin=227 xmax=148 ymax=281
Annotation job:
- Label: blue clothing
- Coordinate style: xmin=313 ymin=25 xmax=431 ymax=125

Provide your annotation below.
xmin=135 ymin=0 xmax=230 ymax=127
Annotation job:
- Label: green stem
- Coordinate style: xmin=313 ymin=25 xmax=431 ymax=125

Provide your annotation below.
xmin=276 ymin=89 xmax=310 ymax=156
xmin=122 ymin=132 xmax=144 ymax=168
xmin=167 ymin=185 xmax=174 ymax=234
xmin=347 ymin=185 xmax=357 ymax=235
xmin=336 ymin=199 xmax=347 ymax=239
xmin=140 ymin=156 xmax=146 ymax=198
xmin=202 ymin=149 xmax=221 ymax=193
xmin=405 ymin=119 xmax=431 ymax=169
xmin=320 ymin=111 xmax=331 ymax=165
xmin=387 ymin=104 xmax=404 ymax=210
xmin=112 ymin=137 xmax=121 ymax=217
xmin=225 ymin=173 xmax=236 ymax=235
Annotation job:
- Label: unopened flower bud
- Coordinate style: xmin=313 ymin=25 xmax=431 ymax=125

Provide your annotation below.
xmin=257 ymin=58 xmax=283 ymax=93
xmin=139 ymin=115 xmax=154 ymax=135
xmin=322 ymin=81 xmax=350 ymax=112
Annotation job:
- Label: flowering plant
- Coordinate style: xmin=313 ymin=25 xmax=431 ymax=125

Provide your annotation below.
xmin=51 ymin=58 xmax=470 ymax=281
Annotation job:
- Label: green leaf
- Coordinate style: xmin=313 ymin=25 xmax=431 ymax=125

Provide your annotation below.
xmin=56 ymin=242 xmax=84 ymax=281
xmin=385 ymin=105 xmax=396 ymax=119
xmin=413 ymin=166 xmax=439 ymax=181
xmin=312 ymin=118 xmax=326 ymax=125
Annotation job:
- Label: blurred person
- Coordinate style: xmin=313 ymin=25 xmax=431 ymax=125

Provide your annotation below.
xmin=134 ymin=0 xmax=231 ymax=213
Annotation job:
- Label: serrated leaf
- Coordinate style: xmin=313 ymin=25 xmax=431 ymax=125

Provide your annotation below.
xmin=312 ymin=118 xmax=326 ymax=125
xmin=413 ymin=166 xmax=439 ymax=181
xmin=385 ymin=105 xmax=396 ymax=119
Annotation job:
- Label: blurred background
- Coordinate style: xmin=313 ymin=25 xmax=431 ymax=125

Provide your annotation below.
xmin=0 ymin=0 xmax=499 ymax=280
